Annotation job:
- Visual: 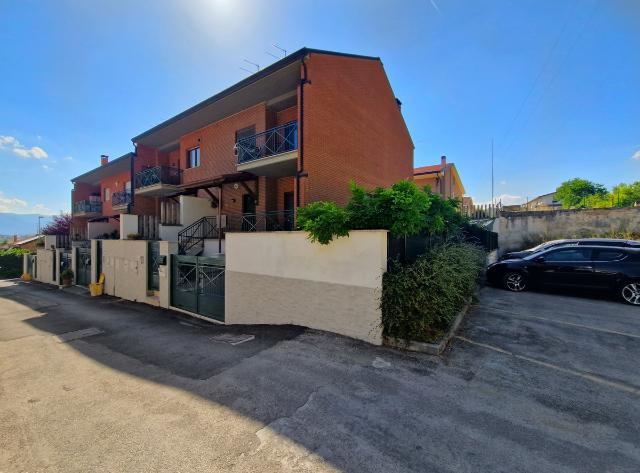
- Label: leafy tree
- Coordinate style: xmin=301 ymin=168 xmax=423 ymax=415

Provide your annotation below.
xmin=41 ymin=213 xmax=72 ymax=235
xmin=555 ymin=178 xmax=607 ymax=208
xmin=611 ymin=182 xmax=640 ymax=207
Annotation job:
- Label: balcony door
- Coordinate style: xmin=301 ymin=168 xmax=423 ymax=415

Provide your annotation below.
xmin=242 ymin=194 xmax=256 ymax=231
xmin=283 ymin=192 xmax=294 ymax=230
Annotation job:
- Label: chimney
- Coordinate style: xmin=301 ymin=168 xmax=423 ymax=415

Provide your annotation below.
xmin=100 ymin=155 xmax=109 ymax=166
xmin=440 ymin=155 xmax=447 ymax=167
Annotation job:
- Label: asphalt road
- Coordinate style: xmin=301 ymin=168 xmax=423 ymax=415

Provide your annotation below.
xmin=0 ymin=280 xmax=638 ymax=472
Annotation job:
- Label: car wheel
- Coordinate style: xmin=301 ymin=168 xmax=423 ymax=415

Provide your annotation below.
xmin=502 ymin=271 xmax=527 ymax=292
xmin=620 ymin=281 xmax=640 ymax=306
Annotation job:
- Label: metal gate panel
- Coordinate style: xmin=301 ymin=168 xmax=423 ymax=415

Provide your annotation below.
xmin=171 ymin=255 xmax=198 ymax=313
xmin=76 ymin=247 xmax=91 ymax=286
xmin=148 ymin=241 xmax=160 ymax=291
xmin=197 ymin=257 xmax=225 ymax=321
xmin=171 ymin=255 xmax=224 ymax=322
xmin=60 ymin=251 xmax=71 ymax=284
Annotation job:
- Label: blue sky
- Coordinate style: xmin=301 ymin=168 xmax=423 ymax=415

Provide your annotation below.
xmin=1 ymin=0 xmax=638 ymax=215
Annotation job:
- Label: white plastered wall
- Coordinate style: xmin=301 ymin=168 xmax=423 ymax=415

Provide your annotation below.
xmin=225 ymin=230 xmax=388 ymax=345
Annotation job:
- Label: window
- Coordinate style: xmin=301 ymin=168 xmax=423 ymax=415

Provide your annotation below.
xmin=544 ymin=248 xmax=591 ymax=262
xmin=104 ymin=188 xmax=110 ymax=202
xmin=594 ymin=250 xmax=626 ymax=262
xmin=187 ymin=147 xmax=200 ymax=168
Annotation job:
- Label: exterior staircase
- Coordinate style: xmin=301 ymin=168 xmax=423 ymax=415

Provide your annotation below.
xmin=177 ymin=217 xmax=219 ymax=255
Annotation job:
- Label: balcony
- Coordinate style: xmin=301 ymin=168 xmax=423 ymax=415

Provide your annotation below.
xmin=112 ymin=190 xmax=132 ymax=211
xmin=227 ymin=210 xmax=295 ymax=232
xmin=235 ymin=121 xmax=298 ymax=177
xmin=135 ymin=166 xmax=182 ymax=197
xmin=73 ymin=200 xmax=102 ymax=217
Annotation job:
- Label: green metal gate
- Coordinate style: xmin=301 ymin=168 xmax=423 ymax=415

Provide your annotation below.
xmin=60 ymin=251 xmax=72 ymax=284
xmin=76 ymin=247 xmax=91 ymax=286
xmin=95 ymin=240 xmax=102 ymax=281
xmin=148 ymin=241 xmax=160 ymax=291
xmin=171 ymin=255 xmax=225 ymax=322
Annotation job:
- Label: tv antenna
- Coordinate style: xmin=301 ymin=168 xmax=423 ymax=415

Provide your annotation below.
xmin=239 ymin=59 xmax=260 ymax=74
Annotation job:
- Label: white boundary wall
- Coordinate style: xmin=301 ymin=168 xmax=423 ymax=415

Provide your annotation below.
xmin=225 ymin=230 xmax=387 ymax=345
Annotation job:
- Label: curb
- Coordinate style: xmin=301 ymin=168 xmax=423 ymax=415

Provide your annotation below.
xmin=383 ymin=298 xmax=473 ymax=356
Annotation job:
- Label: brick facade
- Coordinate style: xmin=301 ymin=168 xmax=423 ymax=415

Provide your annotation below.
xmin=71 ymin=49 xmax=414 ymax=238
xmin=301 ymin=53 xmax=414 ymax=206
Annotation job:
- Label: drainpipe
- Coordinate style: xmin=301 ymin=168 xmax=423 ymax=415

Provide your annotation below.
xmin=296 ymin=57 xmax=309 ymax=209
xmin=129 ymin=147 xmax=136 ymax=213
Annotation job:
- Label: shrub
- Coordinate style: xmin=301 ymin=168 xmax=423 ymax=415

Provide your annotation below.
xmin=381 ymin=242 xmax=485 ymax=343
xmin=347 ymin=180 xmax=433 ymax=237
xmin=127 ymin=233 xmax=142 ymax=240
xmin=60 ymin=269 xmax=74 ymax=280
xmin=298 ymin=180 xmax=469 ymax=245
xmin=297 ymin=201 xmax=349 ymax=245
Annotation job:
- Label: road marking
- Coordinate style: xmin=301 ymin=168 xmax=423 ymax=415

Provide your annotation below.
xmin=54 ymin=327 xmax=103 ymax=343
xmin=454 ymin=335 xmax=640 ymax=397
xmin=481 ymin=305 xmax=640 ymax=339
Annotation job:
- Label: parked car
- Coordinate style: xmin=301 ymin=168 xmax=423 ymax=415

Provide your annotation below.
xmin=487 ymin=245 xmax=640 ymax=305
xmin=499 ymin=238 xmax=640 ymax=261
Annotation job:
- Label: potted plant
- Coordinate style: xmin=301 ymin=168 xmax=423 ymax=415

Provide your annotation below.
xmin=127 ymin=233 xmax=142 ymax=240
xmin=60 ymin=269 xmax=74 ymax=287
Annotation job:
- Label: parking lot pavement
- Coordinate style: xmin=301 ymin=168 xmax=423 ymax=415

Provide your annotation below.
xmin=1 ymin=280 xmax=639 ymax=473
xmin=459 ymin=287 xmax=640 ymax=389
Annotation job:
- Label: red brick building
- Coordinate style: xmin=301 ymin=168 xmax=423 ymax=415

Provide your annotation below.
xmin=70 ymin=48 xmax=414 ymax=251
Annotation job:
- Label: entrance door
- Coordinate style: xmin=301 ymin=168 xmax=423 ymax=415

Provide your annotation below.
xmin=148 ymin=241 xmax=160 ymax=291
xmin=283 ymin=191 xmax=294 ymax=230
xmin=242 ymin=194 xmax=257 ymax=231
xmin=171 ymin=255 xmax=225 ymax=322
xmin=76 ymin=247 xmax=92 ymax=286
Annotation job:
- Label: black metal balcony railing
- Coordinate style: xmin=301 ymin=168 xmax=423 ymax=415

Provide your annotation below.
xmin=73 ymin=200 xmax=102 ymax=214
xmin=135 ymin=166 xmax=181 ymax=189
xmin=235 ymin=121 xmax=298 ymax=165
xmin=112 ymin=190 xmax=132 ymax=207
xmin=228 ymin=210 xmax=295 ymax=232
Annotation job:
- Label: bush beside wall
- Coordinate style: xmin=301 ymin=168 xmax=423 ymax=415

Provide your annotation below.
xmin=381 ymin=242 xmax=485 ymax=343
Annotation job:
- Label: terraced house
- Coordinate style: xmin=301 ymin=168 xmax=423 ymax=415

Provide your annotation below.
xmin=70 ymin=48 xmax=414 ymax=257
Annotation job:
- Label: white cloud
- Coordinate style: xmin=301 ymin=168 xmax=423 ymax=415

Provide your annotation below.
xmin=41 ymin=164 xmax=52 ymax=171
xmin=0 ymin=134 xmax=49 ymax=159
xmin=499 ymin=180 xmax=507 ymax=185
xmin=63 ymin=156 xmax=74 ymax=161
xmin=0 ymin=135 xmax=19 ymax=147
xmin=0 ymin=191 xmax=28 ymax=212
xmin=0 ymin=191 xmax=56 ymax=214
xmin=30 ymin=146 xmax=48 ymax=159
xmin=631 ymin=150 xmax=640 ymax=160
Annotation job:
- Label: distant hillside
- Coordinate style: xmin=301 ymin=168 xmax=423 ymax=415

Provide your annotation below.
xmin=0 ymin=213 xmax=55 ymax=236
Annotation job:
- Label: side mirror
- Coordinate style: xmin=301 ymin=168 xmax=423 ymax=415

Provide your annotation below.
xmin=535 ymin=256 xmax=546 ymax=263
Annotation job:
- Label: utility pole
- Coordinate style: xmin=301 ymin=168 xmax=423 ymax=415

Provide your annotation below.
xmin=38 ymin=216 xmax=44 ymax=235
xmin=491 ymin=139 xmax=495 ymax=205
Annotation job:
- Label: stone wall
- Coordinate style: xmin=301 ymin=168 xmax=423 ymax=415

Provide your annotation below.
xmin=493 ymin=207 xmax=640 ymax=251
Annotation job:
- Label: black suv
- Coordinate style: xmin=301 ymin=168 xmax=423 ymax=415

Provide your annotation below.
xmin=487 ymin=245 xmax=640 ymax=305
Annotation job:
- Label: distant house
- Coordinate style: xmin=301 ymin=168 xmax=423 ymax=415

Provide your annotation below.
xmin=5 ymin=234 xmax=43 ymax=252
xmin=413 ymin=156 xmax=465 ymax=200
xmin=522 ymin=192 xmax=562 ymax=211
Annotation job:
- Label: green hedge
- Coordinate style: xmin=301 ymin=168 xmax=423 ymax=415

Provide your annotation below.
xmin=381 ymin=242 xmax=485 ymax=343
xmin=0 ymin=255 xmax=24 ymax=279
